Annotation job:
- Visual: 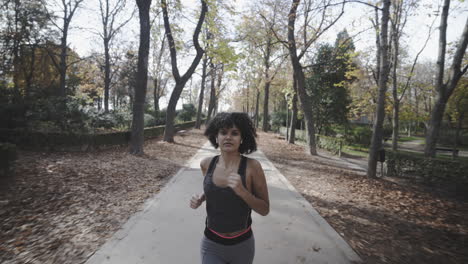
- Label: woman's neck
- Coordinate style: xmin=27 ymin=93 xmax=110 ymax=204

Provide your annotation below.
xmin=219 ymin=151 xmax=241 ymax=169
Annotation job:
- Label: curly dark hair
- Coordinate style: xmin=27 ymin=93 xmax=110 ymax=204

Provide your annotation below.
xmin=204 ymin=112 xmax=257 ymax=154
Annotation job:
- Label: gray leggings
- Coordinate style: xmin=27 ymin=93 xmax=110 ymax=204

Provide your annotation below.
xmin=200 ymin=235 xmax=255 ymax=264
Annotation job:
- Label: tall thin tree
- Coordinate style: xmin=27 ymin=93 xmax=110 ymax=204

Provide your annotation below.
xmin=161 ymin=0 xmax=207 ymax=142
xmin=367 ymin=0 xmax=391 ymax=178
xmin=98 ymin=0 xmax=134 ymax=112
xmin=129 ymin=0 xmax=151 ymax=155
xmin=286 ymin=0 xmax=345 ymax=155
xmin=43 ymin=0 xmax=85 ymax=98
xmin=424 ymin=0 xmax=468 ymax=157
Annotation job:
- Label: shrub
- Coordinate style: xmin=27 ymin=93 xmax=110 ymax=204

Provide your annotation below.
xmin=316 ymin=134 xmax=344 ymax=155
xmin=144 ymin=113 xmax=156 ymax=127
xmin=0 ymin=143 xmax=17 ymax=176
xmin=346 ymin=126 xmax=372 ymax=146
xmin=153 ymin=109 xmax=167 ymax=126
xmin=270 ymin=111 xmax=286 ymax=132
xmin=177 ymin=104 xmax=196 ymax=122
xmin=25 ymin=97 xmax=90 ymax=133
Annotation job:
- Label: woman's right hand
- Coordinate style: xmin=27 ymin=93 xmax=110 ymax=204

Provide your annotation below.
xmin=190 ymin=194 xmax=204 ymax=209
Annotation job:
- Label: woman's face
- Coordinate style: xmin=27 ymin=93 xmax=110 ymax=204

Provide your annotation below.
xmin=217 ymin=125 xmax=242 ymax=153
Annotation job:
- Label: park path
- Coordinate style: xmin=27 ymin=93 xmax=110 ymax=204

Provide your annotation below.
xmin=85 ymin=142 xmax=361 ymax=264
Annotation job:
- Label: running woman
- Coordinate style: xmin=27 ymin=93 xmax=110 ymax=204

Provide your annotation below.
xmin=190 ymin=112 xmax=270 ymax=264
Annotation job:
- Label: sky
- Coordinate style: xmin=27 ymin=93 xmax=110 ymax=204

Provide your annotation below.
xmin=66 ymin=0 xmax=467 ymax=110
xmin=69 ymin=0 xmax=467 ymax=59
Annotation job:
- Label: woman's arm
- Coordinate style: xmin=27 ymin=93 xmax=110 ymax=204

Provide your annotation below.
xmin=189 ymin=157 xmax=210 ymax=209
xmin=228 ymin=159 xmax=270 ymax=216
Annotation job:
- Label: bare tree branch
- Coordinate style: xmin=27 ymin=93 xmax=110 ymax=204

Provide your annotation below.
xmin=298 ymin=1 xmax=346 ymax=60
xmin=398 ymin=13 xmax=436 ymax=102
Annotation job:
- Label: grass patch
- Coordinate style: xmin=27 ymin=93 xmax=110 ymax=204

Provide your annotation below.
xmin=390 ymin=149 xmax=468 ymax=162
xmin=342 ymin=144 xmax=369 ymax=157
xmin=398 ymin=136 xmax=425 ymax=142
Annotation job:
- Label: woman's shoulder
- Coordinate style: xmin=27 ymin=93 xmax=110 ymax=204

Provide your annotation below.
xmin=200 ymin=155 xmax=217 ymax=170
xmin=245 ymin=156 xmax=262 ymax=171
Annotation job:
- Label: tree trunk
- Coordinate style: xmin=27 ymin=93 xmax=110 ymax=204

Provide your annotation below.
xmin=255 ymin=89 xmax=260 ymax=128
xmin=214 ymin=64 xmax=223 ymax=116
xmin=113 ymin=93 xmax=117 ymax=109
xmin=24 ymin=44 xmax=37 ymax=101
xmin=407 ymin=85 xmax=412 ymax=137
xmin=164 ymin=82 xmax=185 ymax=142
xmin=294 ymin=66 xmax=315 ymax=152
xmin=373 ymin=7 xmax=381 ymax=86
xmin=130 ymin=0 xmax=151 ymax=154
xmin=425 ymin=97 xmax=447 ymax=156
xmin=195 ymin=55 xmax=208 ymax=128
xmin=153 ymin=77 xmax=159 ymax=112
xmin=391 ymin=20 xmax=400 ymax=151
xmin=262 ymin=80 xmax=270 ymax=132
xmin=104 ymin=39 xmax=111 ymax=112
xmin=392 ymin=101 xmax=399 ymax=150
xmin=453 ymin=113 xmax=463 ymax=158
xmin=246 ymin=83 xmax=250 ymax=117
xmin=286 ymin=98 xmax=289 ymax=141
xmin=289 ymin=79 xmax=298 ymax=144
xmin=12 ymin=0 xmax=20 ymax=96
xmin=262 ymin=39 xmax=272 ymax=132
xmin=207 ymin=62 xmax=216 ymax=122
xmin=425 ymin=1 xmax=468 ymax=156
xmin=287 ymin=0 xmax=316 ymax=155
xmin=367 ymin=0 xmax=391 ymax=178
xmin=59 ymin=24 xmax=68 ymax=98
xmin=414 ymin=87 xmax=419 ymax=134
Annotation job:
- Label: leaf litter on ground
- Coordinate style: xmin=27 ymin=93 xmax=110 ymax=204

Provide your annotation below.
xmin=0 ymin=129 xmax=206 ymax=264
xmin=257 ymin=131 xmax=468 ymax=264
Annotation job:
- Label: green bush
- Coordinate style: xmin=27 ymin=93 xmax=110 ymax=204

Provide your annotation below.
xmin=86 ymin=109 xmax=132 ymax=130
xmin=0 ymin=85 xmax=27 ymax=129
xmin=177 ymin=104 xmax=196 ymax=122
xmin=153 ymin=109 xmax=167 ymax=126
xmin=0 ymin=143 xmax=17 ymax=176
xmin=144 ymin=113 xmax=156 ymax=127
xmin=346 ymin=126 xmax=372 ymax=146
xmin=382 ymin=125 xmax=393 ymax=141
xmin=270 ymin=111 xmax=286 ymax=132
xmin=26 ymin=97 xmax=90 ymax=133
xmin=438 ymin=130 xmax=468 ymax=147
xmin=278 ymin=127 xmax=343 ymax=154
xmin=316 ymin=134 xmax=344 ymax=155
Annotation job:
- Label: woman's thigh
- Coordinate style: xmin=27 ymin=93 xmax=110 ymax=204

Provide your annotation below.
xmin=200 ymin=235 xmax=255 ymax=264
xmin=201 ymin=236 xmax=227 ymax=264
xmin=228 ymin=235 xmax=255 ymax=264
xmin=201 ymin=253 xmax=225 ymax=264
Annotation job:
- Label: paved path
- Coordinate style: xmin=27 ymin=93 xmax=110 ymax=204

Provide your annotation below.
xmin=86 ymin=142 xmax=361 ymax=264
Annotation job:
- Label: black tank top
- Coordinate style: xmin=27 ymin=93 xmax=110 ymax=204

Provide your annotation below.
xmin=203 ymin=155 xmax=252 ymax=233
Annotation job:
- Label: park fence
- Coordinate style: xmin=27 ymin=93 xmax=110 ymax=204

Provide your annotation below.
xmin=386 ymin=150 xmax=468 ymax=193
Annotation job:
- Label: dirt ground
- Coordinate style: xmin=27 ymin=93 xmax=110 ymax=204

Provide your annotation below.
xmin=0 ymin=129 xmax=206 ymax=264
xmin=257 ymin=131 xmax=468 ymax=264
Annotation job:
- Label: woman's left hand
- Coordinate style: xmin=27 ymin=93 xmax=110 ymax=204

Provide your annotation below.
xmin=227 ymin=172 xmax=247 ymax=196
